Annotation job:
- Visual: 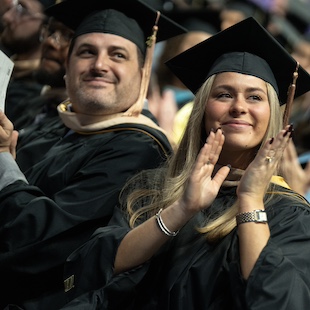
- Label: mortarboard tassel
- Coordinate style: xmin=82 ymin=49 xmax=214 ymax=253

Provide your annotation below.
xmin=283 ymin=62 xmax=299 ymax=126
xmin=123 ymin=11 xmax=161 ymax=117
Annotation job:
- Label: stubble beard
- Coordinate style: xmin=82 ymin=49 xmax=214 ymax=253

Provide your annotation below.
xmin=72 ymin=87 xmax=117 ymax=115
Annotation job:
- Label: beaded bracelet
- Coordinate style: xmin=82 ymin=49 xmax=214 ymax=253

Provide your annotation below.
xmin=155 ymin=208 xmax=179 ymax=237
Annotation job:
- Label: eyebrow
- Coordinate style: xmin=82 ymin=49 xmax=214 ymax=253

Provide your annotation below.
xmin=213 ymin=84 xmax=267 ymax=94
xmin=76 ymin=41 xmax=128 ymax=51
xmin=75 ymin=42 xmax=94 ymax=49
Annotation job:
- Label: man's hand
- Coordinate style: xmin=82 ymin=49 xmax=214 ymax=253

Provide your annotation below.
xmin=0 ymin=110 xmax=15 ymax=156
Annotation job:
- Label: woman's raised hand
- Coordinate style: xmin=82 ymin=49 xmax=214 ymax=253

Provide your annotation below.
xmin=180 ymin=129 xmax=230 ymax=214
xmin=237 ymin=124 xmax=293 ymax=203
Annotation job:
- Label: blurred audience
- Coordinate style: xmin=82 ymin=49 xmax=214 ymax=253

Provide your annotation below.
xmin=281 ymin=140 xmax=310 ymax=201
xmin=0 ymin=0 xmax=13 ymax=55
xmin=13 ymin=16 xmax=72 ymax=132
xmin=219 ymin=0 xmax=269 ymax=30
xmin=1 ymin=0 xmax=55 ymax=124
xmin=289 ymin=33 xmax=310 ymax=157
xmin=149 ymin=8 xmax=220 ymax=144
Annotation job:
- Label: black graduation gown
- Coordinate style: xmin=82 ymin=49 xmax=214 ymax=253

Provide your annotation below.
xmin=59 ymin=186 xmax=310 ymax=310
xmin=0 ymin=118 xmax=172 ymax=309
xmin=11 ymin=90 xmax=62 ymax=131
xmin=5 ymin=77 xmax=44 ymax=124
xmin=16 ymin=116 xmax=69 ymax=172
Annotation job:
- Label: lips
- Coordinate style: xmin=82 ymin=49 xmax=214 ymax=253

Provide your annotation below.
xmin=220 ymin=120 xmax=253 ymax=131
xmin=221 ymin=120 xmax=251 ymax=126
xmin=83 ymin=76 xmax=114 ymax=84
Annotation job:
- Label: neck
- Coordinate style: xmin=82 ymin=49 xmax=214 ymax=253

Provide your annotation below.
xmin=218 ymin=149 xmax=256 ymax=170
xmin=57 ymin=99 xmax=167 ymax=135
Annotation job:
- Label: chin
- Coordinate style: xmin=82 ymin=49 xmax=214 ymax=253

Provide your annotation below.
xmin=224 ymin=139 xmax=258 ymax=151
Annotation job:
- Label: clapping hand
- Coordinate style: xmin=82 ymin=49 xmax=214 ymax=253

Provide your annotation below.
xmin=237 ymin=124 xmax=293 ymax=203
xmin=180 ymin=129 xmax=230 ymax=214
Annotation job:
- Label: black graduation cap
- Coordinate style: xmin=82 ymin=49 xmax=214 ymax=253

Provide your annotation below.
xmin=165 ymin=17 xmax=310 ymax=105
xmin=45 ymin=0 xmax=187 ymax=55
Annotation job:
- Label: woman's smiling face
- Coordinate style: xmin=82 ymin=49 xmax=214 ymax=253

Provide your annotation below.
xmin=204 ymin=72 xmax=270 ymax=163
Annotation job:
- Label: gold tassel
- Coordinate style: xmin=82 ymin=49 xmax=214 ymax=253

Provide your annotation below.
xmin=123 ymin=11 xmax=161 ymax=117
xmin=283 ymin=62 xmax=299 ymax=126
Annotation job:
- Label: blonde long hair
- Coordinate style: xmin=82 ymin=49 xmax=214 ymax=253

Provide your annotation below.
xmin=120 ymin=74 xmax=283 ymax=242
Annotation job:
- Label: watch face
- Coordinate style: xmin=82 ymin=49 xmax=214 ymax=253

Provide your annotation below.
xmin=256 ymin=211 xmax=267 ymax=222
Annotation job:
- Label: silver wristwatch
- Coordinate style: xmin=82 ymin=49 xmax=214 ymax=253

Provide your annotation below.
xmin=236 ymin=210 xmax=267 ymax=225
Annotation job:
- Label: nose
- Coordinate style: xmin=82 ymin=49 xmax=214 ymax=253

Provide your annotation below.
xmin=91 ymin=53 xmax=109 ymax=72
xmin=229 ymin=96 xmax=247 ymax=116
xmin=43 ymin=32 xmax=63 ymax=49
xmin=1 ymin=6 xmax=15 ymax=24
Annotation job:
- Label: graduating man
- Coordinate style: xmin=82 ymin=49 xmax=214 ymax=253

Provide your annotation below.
xmin=0 ymin=0 xmax=186 ymax=308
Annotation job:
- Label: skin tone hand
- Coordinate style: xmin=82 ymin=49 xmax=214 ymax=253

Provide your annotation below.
xmin=280 ymin=139 xmax=310 ymax=197
xmin=181 ymin=129 xmax=230 ymax=214
xmin=0 ymin=110 xmax=16 ymax=156
xmin=114 ymin=129 xmax=230 ymax=274
xmin=237 ymin=124 xmax=293 ymax=279
xmin=238 ymin=124 xmax=293 ymax=203
xmin=10 ymin=130 xmax=18 ymax=160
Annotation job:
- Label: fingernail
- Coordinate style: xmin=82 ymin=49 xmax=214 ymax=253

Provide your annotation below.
xmin=227 ymin=164 xmax=231 ymax=169
xmin=215 ymin=127 xmax=222 ymax=132
xmin=210 ymin=128 xmax=215 ymax=133
xmin=289 ymin=129 xmax=294 ymax=138
xmin=284 ymin=124 xmax=294 ymax=137
xmin=269 ymin=137 xmax=274 ymax=144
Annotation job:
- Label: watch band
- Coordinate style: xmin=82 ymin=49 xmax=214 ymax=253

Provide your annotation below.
xmin=236 ymin=209 xmax=267 ymax=225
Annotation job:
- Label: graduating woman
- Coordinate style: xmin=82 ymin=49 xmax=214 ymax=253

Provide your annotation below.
xmin=61 ymin=17 xmax=310 ymax=309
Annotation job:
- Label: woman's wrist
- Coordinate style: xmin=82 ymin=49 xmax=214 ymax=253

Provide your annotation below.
xmin=237 ymin=196 xmax=265 ymax=213
xmin=157 ymin=200 xmax=196 ymax=235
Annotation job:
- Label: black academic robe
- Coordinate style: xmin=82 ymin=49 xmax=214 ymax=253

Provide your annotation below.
xmin=59 ymin=185 xmax=310 ymax=310
xmin=11 ymin=89 xmax=62 ymax=131
xmin=5 ymin=77 xmax=44 ymax=124
xmin=0 ymin=118 xmax=172 ymax=309
xmin=16 ymin=116 xmax=69 ymax=172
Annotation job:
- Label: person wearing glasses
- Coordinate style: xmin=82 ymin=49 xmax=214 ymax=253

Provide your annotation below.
xmin=8 ymin=15 xmax=73 ymax=135
xmin=0 ymin=0 xmax=13 ymax=55
xmin=13 ymin=15 xmax=74 ymax=171
xmin=0 ymin=0 xmax=55 ymax=125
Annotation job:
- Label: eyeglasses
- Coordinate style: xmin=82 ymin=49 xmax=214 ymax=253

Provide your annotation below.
xmin=40 ymin=24 xmax=74 ymax=48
